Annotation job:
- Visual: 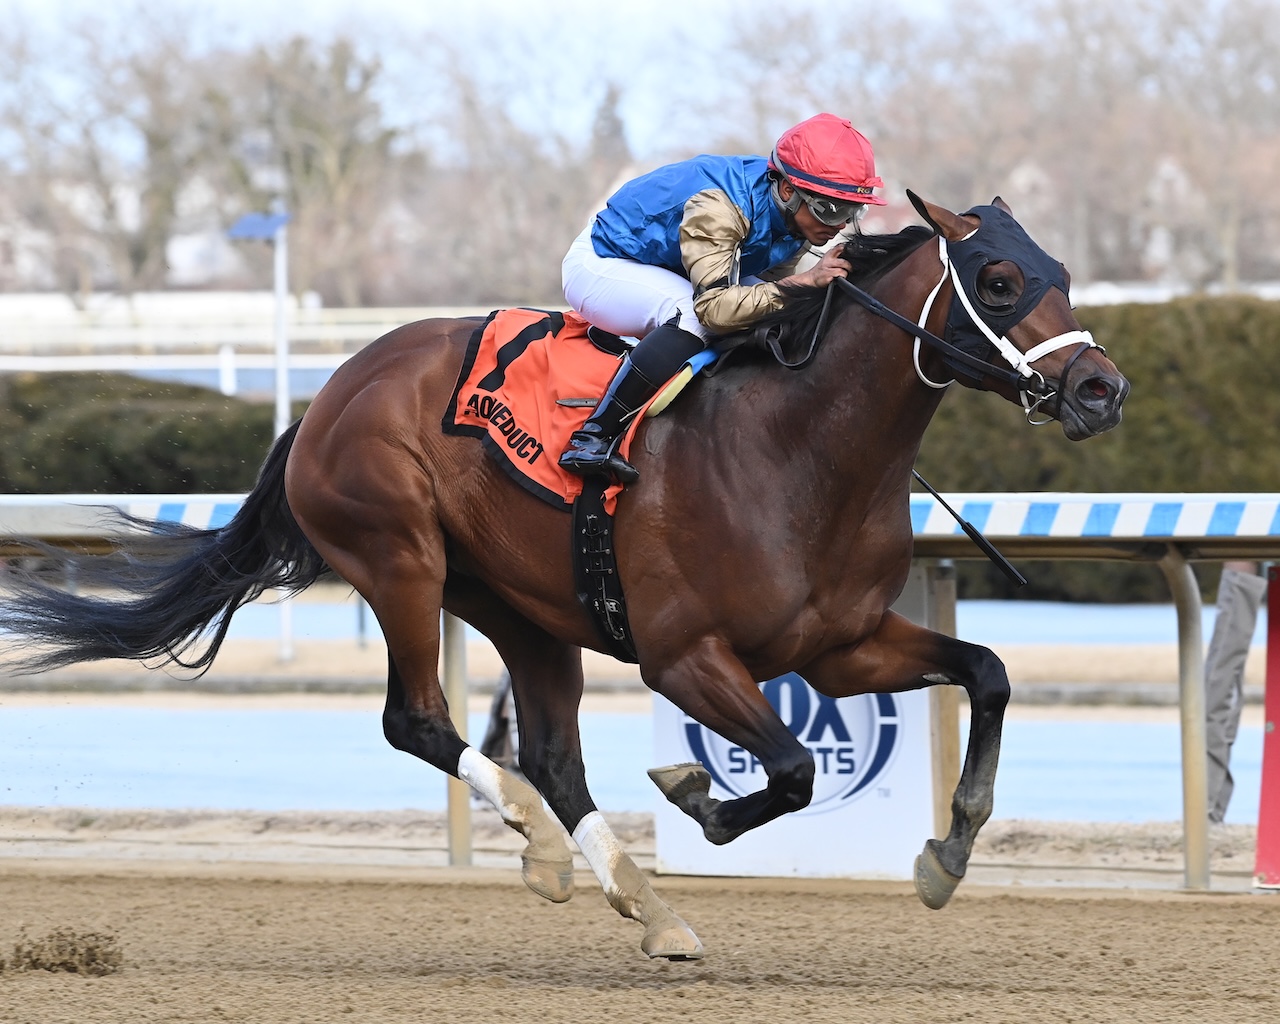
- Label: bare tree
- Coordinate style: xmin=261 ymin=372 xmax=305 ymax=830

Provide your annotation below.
xmin=202 ymin=36 xmax=402 ymax=306
xmin=390 ymin=46 xmax=632 ymax=306
xmin=0 ymin=0 xmax=1277 ymax=307
xmin=1143 ymin=0 xmax=1280 ymax=286
xmin=0 ymin=8 xmax=222 ymax=303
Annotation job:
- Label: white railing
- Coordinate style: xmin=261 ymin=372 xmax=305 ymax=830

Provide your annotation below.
xmin=0 ymin=305 xmax=504 ymax=355
xmin=0 ymin=303 xmax=563 ymax=397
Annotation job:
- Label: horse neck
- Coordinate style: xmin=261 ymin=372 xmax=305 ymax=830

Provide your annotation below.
xmin=786 ymin=245 xmax=951 ymax=497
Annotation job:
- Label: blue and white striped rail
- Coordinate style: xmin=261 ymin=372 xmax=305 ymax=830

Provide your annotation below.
xmin=911 ymin=492 xmax=1280 ymax=541
xmin=3 ymin=492 xmax=1280 ymax=560
xmin=0 ymin=494 xmax=245 ymax=545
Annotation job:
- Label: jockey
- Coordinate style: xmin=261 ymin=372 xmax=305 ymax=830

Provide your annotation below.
xmin=559 ymin=111 xmax=886 ymax=483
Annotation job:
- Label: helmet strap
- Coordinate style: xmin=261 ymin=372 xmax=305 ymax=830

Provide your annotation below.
xmin=768 ymin=169 xmax=803 ymax=219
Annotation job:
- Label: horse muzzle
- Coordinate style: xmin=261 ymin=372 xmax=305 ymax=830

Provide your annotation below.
xmin=1056 ymin=355 xmax=1130 ymax=441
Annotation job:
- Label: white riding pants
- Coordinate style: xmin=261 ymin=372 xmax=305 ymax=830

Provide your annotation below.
xmin=562 ymin=225 xmax=711 ymax=341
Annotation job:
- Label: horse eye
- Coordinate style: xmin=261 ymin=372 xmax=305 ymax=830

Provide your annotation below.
xmin=978 ymin=273 xmax=1015 ymax=310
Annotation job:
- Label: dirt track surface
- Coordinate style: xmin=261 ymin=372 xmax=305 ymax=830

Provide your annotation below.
xmin=1 ymin=677 xmax=1274 ymax=1020
xmin=0 ymin=856 xmax=1275 ymax=1024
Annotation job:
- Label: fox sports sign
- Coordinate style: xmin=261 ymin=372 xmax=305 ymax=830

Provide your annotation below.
xmin=678 ymin=672 xmax=904 ymax=815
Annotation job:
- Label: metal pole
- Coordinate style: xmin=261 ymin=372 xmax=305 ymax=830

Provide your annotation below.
xmin=218 ymin=344 xmax=236 ymax=396
xmin=894 ymin=564 xmax=959 ymax=838
xmin=272 ymin=217 xmax=290 ymax=441
xmin=442 ymin=612 xmax=472 ymax=866
xmin=273 ymin=217 xmax=294 ymax=663
xmin=927 ymin=561 xmax=962 ymax=839
xmin=1158 ymin=546 xmax=1209 ymax=890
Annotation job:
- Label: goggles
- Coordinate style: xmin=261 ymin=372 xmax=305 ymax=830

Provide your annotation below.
xmin=799 ymin=190 xmax=864 ymax=227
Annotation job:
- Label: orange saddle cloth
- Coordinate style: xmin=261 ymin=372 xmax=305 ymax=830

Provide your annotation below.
xmin=442 ymin=308 xmax=638 ymax=510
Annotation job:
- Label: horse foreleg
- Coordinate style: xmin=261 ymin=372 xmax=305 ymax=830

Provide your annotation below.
xmin=645 ymin=637 xmax=817 ymax=845
xmin=475 ymin=618 xmax=702 ymax=961
xmin=801 ymin=611 xmax=1010 ymax=910
xmin=571 ymin=811 xmax=703 ymax=960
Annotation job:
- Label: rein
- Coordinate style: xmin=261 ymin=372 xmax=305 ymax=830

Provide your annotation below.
xmin=795 ymin=234 xmax=1094 ymax=588
xmin=789 ymin=234 xmax=1101 ymax=424
xmin=781 ymin=272 xmax=1049 ymax=390
xmin=831 ymin=275 xmax=1040 ymax=393
xmin=765 ymin=282 xmax=833 ymax=369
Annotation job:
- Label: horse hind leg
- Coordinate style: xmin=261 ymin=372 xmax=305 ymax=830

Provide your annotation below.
xmin=380 ymin=646 xmax=575 ymax=904
xmin=458 ymin=751 xmax=576 ymax=903
xmin=309 ymin=548 xmax=573 ymax=901
xmin=283 ymin=387 xmax=574 ymax=903
xmin=448 ymin=582 xmax=702 ymax=960
xmin=572 ymin=811 xmax=703 ymax=960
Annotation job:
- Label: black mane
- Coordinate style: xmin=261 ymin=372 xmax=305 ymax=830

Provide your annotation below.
xmin=722 ymin=224 xmax=935 ymax=360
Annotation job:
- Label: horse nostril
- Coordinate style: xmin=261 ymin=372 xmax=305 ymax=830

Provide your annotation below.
xmin=1081 ymin=378 xmax=1110 ymax=400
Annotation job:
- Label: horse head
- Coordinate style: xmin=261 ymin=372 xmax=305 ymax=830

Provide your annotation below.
xmin=907 ymin=191 xmax=1130 ymax=441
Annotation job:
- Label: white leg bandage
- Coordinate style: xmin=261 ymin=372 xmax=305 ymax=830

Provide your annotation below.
xmin=457 ymin=746 xmax=512 ymax=812
xmin=572 ymin=811 xmax=626 ymax=892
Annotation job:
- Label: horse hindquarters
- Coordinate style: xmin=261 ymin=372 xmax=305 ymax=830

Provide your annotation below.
xmin=799 ymin=610 xmax=1010 ymax=908
xmin=282 ymin=431 xmax=572 ymax=910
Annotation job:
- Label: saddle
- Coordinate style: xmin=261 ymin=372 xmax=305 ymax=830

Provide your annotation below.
xmin=443 ymin=308 xmax=714 ymax=661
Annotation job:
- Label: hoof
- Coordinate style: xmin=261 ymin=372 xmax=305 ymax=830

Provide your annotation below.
xmin=521 ymin=855 xmax=575 ymax=904
xmin=647 ymin=763 xmax=711 ymax=806
xmin=913 ymin=842 xmax=962 ymax=910
xmin=641 ymin=918 xmax=704 ymax=961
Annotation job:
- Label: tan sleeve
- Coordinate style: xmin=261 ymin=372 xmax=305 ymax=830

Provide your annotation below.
xmin=679 ymin=189 xmax=799 ymax=333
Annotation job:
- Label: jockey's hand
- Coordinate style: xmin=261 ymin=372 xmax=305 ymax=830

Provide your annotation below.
xmin=782 ymin=246 xmax=852 ymax=290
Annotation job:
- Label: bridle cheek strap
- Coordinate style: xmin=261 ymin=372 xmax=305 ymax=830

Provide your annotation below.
xmin=911 ymin=245 xmax=953 ymax=390
xmin=913 ymin=237 xmax=1100 ymax=416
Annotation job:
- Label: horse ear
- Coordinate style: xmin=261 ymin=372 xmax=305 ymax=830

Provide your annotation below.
xmin=906 ymin=189 xmax=938 ymax=229
xmin=906 ymin=189 xmax=972 ymax=242
xmin=992 ymin=196 xmax=1013 ymax=214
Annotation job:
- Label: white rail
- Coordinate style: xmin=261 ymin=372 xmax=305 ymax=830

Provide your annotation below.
xmin=0 ymin=306 xmax=526 ymax=355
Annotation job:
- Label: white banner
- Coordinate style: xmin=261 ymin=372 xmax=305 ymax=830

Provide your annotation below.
xmin=652 ymin=673 xmax=932 ymax=878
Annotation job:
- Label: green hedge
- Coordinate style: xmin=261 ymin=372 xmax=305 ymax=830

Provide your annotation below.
xmin=0 ymin=373 xmax=286 ymax=493
xmin=5 ymin=297 xmax=1275 ymax=601
xmin=915 ymin=296 xmax=1280 ymax=600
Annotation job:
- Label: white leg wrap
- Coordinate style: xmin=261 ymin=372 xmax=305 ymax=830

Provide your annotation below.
xmin=572 ymin=811 xmax=625 ymax=893
xmin=457 ymin=746 xmax=513 ymax=813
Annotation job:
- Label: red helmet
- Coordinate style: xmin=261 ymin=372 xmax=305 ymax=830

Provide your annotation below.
xmin=768 ymin=113 xmax=886 ymax=207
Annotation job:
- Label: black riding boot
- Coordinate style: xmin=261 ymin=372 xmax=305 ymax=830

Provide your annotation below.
xmin=559 ymin=320 xmax=705 ymax=483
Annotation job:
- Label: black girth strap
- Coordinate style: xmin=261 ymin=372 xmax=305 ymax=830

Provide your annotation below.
xmin=571 ymin=478 xmax=639 ymax=663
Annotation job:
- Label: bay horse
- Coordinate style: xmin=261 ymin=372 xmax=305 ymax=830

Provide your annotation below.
xmin=0 ymin=194 xmax=1128 ymax=960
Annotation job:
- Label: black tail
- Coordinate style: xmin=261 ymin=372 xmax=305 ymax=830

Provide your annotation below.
xmin=0 ymin=421 xmax=330 ymax=675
